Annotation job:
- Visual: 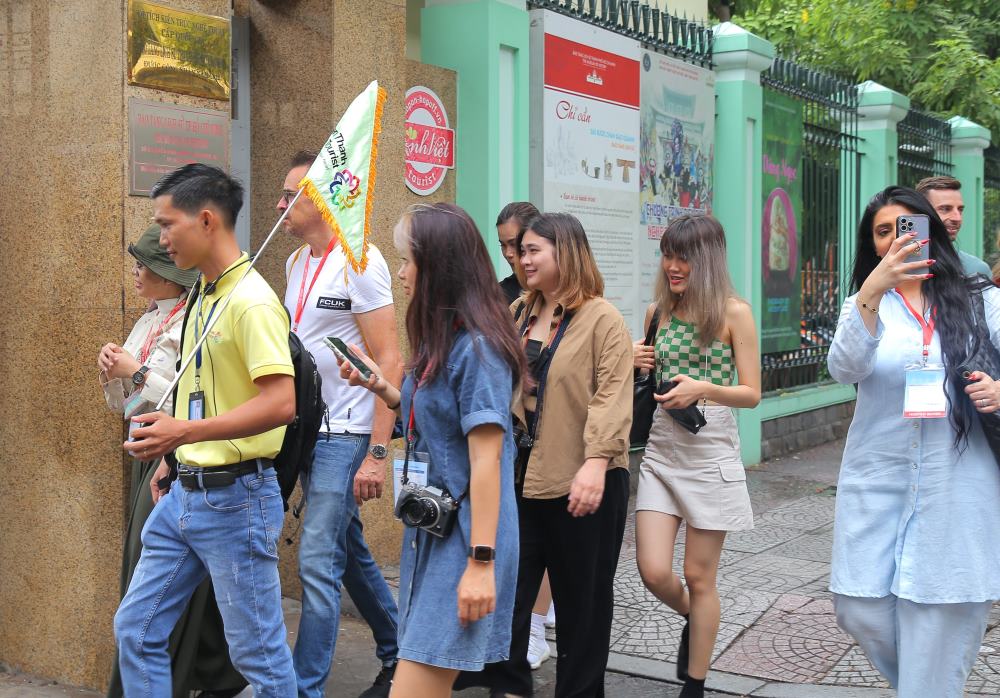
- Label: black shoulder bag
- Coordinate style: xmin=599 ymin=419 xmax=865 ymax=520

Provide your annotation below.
xmin=957 ymin=283 xmax=1000 ymax=469
xmin=629 ymin=309 xmax=660 ymax=448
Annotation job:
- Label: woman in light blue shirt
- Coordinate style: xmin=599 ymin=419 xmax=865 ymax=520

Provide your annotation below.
xmin=828 ymin=186 xmax=1000 ymax=697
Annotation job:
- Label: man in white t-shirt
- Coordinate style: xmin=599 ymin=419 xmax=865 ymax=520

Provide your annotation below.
xmin=278 ymin=151 xmax=404 ymax=698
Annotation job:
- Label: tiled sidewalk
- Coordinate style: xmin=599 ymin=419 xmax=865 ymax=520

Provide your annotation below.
xmin=603 ymin=441 xmax=1000 ymax=695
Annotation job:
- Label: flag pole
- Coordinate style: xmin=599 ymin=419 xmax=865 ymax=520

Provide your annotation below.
xmin=154 ymin=188 xmax=305 ymax=412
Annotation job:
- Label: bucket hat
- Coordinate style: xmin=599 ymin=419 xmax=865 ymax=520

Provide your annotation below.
xmin=127 ymin=224 xmax=200 ymax=288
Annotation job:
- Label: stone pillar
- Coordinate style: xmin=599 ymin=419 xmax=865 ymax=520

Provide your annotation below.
xmin=420 ymin=0 xmax=531 ymax=275
xmin=948 ymin=116 xmax=992 ymax=258
xmin=711 ymin=22 xmax=775 ymax=465
xmin=0 ymin=0 xmax=230 ymax=689
xmin=855 ymin=80 xmax=909 ymax=201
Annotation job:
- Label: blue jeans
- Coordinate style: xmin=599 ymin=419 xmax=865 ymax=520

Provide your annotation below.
xmin=114 ymin=466 xmax=295 ymax=697
xmin=293 ymin=434 xmax=400 ymax=698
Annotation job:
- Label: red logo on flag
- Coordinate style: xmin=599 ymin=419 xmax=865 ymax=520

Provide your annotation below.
xmin=405 ymin=87 xmax=454 ymax=196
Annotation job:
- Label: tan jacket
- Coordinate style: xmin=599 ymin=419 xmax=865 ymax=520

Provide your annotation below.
xmin=511 ymin=296 xmax=634 ymax=499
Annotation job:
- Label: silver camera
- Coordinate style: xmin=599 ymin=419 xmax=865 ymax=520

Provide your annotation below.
xmin=394 ymin=482 xmax=458 ymax=538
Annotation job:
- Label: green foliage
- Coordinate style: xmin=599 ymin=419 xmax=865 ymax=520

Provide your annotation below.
xmin=729 ymin=0 xmax=1000 ymax=138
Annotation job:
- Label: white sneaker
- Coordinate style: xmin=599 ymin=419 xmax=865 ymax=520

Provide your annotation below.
xmin=544 ymin=601 xmax=556 ymax=628
xmin=527 ymin=616 xmax=551 ymax=670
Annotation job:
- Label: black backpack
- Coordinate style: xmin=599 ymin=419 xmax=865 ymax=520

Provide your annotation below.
xmin=170 ymin=282 xmax=327 ymax=511
xmin=278 ymin=331 xmax=325 ymax=510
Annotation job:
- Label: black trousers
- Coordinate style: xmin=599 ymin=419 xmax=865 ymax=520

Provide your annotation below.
xmin=457 ymin=467 xmax=629 ymax=697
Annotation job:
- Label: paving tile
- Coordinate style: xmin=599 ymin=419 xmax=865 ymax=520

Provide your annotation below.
xmin=713 ymin=595 xmax=853 ymax=683
xmin=768 ymin=529 xmax=835 ymax=564
xmin=610 ymin=606 xmax=745 ymax=663
xmin=967 ymin=626 xmax=1000 ymax=695
xmin=718 ymin=554 xmax=829 ymax=595
xmin=819 ymin=646 xmax=891 ymax=688
xmin=723 ymin=525 xmax=805 ymax=554
xmin=755 ymin=495 xmax=836 ymax=531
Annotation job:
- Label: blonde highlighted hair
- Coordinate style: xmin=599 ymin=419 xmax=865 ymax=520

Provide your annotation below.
xmin=656 ymin=214 xmax=739 ymax=348
xmin=517 ymin=212 xmax=604 ymax=311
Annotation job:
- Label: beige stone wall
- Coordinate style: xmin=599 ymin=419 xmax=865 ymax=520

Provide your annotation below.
xmin=0 ymin=0 xmax=456 ymax=688
xmin=0 ymin=0 xmax=230 ymax=689
xmin=243 ymin=0 xmax=457 ymax=597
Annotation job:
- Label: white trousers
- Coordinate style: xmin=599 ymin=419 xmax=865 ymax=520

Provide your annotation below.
xmin=833 ymin=593 xmax=992 ymax=698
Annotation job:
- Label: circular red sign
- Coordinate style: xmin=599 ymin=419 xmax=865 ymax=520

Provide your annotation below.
xmin=405 ymin=86 xmax=454 ymax=196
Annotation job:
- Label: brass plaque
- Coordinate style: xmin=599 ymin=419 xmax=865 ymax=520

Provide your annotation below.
xmin=128 ymin=0 xmax=231 ymax=100
xmin=128 ymin=98 xmax=230 ymax=196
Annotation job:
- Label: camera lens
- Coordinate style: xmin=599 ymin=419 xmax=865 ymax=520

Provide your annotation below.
xmin=400 ymin=496 xmax=440 ymax=527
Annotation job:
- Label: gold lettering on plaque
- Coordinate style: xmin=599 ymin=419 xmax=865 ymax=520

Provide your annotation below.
xmin=127 ymin=0 xmax=231 ymax=101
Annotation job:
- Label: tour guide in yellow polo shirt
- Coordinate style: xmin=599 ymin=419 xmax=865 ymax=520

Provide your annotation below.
xmin=113 ymin=163 xmax=298 ymax=697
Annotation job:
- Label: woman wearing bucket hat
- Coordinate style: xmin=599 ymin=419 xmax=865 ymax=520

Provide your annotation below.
xmin=98 ymin=225 xmax=246 ymax=698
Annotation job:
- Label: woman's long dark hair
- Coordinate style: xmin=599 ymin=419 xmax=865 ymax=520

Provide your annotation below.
xmin=850 ymin=185 xmax=976 ymax=446
xmin=400 ymin=202 xmax=528 ymax=387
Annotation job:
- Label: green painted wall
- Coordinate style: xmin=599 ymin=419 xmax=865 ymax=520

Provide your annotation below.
xmin=421 ymin=0 xmax=531 ymax=277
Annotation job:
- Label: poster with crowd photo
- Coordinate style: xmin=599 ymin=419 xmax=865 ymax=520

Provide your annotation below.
xmin=638 ymin=51 xmax=715 ymax=307
xmin=761 ymin=90 xmax=803 ymax=353
xmin=530 ymin=10 xmax=643 ymax=334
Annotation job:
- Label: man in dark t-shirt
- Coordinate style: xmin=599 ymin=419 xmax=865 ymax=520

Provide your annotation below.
xmin=496 ymin=201 xmax=540 ymax=304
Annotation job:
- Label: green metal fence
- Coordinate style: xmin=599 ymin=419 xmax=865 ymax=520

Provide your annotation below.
xmin=897 ymin=107 xmax=952 ymax=188
xmin=759 ymin=59 xmax=861 ymax=394
xmin=525 ymin=0 xmax=713 ymax=66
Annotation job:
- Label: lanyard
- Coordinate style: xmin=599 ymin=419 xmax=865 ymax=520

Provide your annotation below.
xmin=402 ymin=368 xmax=432 ymax=485
xmin=293 ymin=238 xmax=338 ymax=332
xmin=137 ymin=298 xmax=186 ymax=364
xmin=193 ymin=291 xmax=219 ymax=386
xmin=896 ymin=290 xmax=936 ymax=365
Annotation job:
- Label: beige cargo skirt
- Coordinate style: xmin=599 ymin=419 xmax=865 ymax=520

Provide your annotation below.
xmin=636 ymin=405 xmax=754 ymax=531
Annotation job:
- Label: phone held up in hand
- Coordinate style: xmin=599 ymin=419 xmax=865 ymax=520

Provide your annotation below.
xmin=896 ymin=214 xmax=931 ymax=275
xmin=324 ymin=336 xmax=374 ymax=380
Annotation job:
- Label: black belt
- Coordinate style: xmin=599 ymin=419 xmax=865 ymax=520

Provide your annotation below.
xmin=178 ymin=458 xmax=274 ymax=490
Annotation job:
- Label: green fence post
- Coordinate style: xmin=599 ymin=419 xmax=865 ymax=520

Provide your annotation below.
xmin=712 ymin=23 xmax=775 ymax=465
xmin=856 ymin=81 xmax=909 ymax=200
xmin=948 ymin=116 xmax=992 ymax=259
xmin=421 ymin=0 xmax=531 ymax=277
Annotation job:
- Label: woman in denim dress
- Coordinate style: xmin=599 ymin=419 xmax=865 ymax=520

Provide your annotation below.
xmin=339 ymin=202 xmax=527 ymax=697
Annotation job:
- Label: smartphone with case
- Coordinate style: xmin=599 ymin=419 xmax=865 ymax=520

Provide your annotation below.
xmin=896 ymin=214 xmax=931 ymax=275
xmin=324 ymin=336 xmax=374 ymax=380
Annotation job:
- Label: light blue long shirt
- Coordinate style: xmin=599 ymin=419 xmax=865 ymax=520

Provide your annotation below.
xmin=828 ymin=288 xmax=1000 ymax=603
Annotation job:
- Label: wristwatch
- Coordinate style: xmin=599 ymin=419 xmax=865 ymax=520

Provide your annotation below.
xmin=469 ymin=545 xmax=496 ymax=563
xmin=131 ymin=365 xmax=151 ymax=387
xmin=368 ymin=443 xmax=389 ymax=460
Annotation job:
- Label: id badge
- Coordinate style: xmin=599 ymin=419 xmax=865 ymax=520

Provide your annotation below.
xmin=903 ymin=363 xmax=947 ymax=418
xmin=123 ymin=390 xmax=149 ymax=420
xmin=188 ymin=390 xmax=205 ymax=421
xmin=393 ymin=449 xmax=429 ymax=504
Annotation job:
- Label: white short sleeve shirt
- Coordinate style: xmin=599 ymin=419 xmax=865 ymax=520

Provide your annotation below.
xmin=285 ymin=242 xmax=394 ymax=433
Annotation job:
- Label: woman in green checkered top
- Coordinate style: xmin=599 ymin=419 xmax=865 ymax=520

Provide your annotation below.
xmin=632 ymin=214 xmax=761 ymax=698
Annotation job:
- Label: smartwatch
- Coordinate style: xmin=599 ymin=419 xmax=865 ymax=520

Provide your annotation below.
xmin=132 ymin=365 xmax=151 ymax=387
xmin=368 ymin=443 xmax=389 ymax=460
xmin=469 ymin=545 xmax=496 ymax=563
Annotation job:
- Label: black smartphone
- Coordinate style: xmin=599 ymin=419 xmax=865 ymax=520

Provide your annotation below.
xmin=324 ymin=336 xmax=374 ymax=380
xmin=896 ymin=214 xmax=931 ymax=275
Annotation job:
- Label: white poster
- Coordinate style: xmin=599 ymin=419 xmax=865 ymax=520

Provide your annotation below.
xmin=531 ymin=10 xmax=643 ymax=335
xmin=637 ymin=51 xmax=716 ymax=320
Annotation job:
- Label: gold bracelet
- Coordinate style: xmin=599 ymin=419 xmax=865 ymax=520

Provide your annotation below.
xmin=861 ymin=300 xmax=878 ymax=314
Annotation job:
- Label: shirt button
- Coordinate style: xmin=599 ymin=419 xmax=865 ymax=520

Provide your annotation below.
xmin=411 ymin=540 xmax=416 ymax=549
xmin=913 ymin=423 xmax=919 ymax=429
xmin=912 ymin=444 xmax=917 ymax=448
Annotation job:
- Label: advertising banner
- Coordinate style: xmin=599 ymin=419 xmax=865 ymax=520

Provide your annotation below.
xmin=534 ymin=10 xmax=642 ymax=333
xmin=638 ymin=51 xmax=715 ymax=312
xmin=761 ymin=90 xmax=804 ymax=353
